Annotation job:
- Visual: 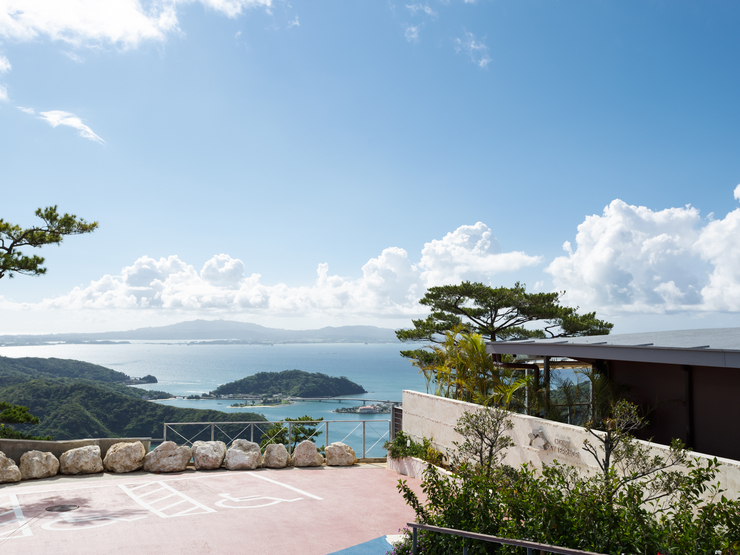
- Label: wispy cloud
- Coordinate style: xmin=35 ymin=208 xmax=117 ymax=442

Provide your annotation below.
xmin=235 ymin=30 xmax=242 ymax=38
xmin=0 ymin=55 xmax=10 ymax=73
xmin=0 ymin=84 xmax=7 ymax=101
xmin=405 ymin=26 xmax=419 ymax=42
xmin=17 ymin=106 xmax=34 ymax=114
xmin=406 ymin=4 xmax=436 ymax=17
xmin=37 ymin=110 xmax=105 ymax=144
xmin=454 ymin=29 xmax=490 ymax=68
xmin=287 ymin=16 xmax=299 ymax=29
xmin=63 ymin=51 xmax=85 ymax=63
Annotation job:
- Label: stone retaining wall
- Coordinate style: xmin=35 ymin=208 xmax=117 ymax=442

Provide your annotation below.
xmin=402 ymin=390 xmax=740 ymax=496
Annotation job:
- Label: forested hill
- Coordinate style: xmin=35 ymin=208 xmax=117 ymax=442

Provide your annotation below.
xmin=0 ymin=378 xmax=266 ymax=440
xmin=0 ymin=356 xmax=130 ymax=384
xmin=212 ymin=370 xmax=366 ymax=397
xmin=0 ymin=356 xmax=266 ymax=440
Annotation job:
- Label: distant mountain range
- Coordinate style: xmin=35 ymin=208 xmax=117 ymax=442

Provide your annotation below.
xmin=0 ymin=319 xmax=400 ymax=346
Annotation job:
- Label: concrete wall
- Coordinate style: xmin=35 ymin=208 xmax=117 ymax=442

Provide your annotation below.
xmin=0 ymin=437 xmax=151 ymax=464
xmin=402 ymin=390 xmax=740 ymax=496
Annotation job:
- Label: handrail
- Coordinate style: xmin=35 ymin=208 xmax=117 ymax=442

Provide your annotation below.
xmin=407 ymin=523 xmax=607 ymax=555
xmin=162 ymin=419 xmax=391 ymax=458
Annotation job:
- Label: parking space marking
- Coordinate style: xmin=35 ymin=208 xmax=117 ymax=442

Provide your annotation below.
xmin=245 ymin=473 xmax=324 ymax=500
xmin=215 ymin=493 xmax=303 ymax=509
xmin=119 ymin=482 xmax=217 ymax=518
xmin=0 ymin=494 xmax=32 ymax=539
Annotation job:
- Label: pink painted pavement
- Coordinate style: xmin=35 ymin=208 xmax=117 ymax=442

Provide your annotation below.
xmin=0 ymin=464 xmax=423 ymax=555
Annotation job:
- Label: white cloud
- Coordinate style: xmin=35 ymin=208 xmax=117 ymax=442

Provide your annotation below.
xmin=0 ymin=55 xmax=10 ymax=73
xmin=0 ymin=84 xmax=7 ymax=101
xmin=17 ymin=106 xmax=34 ymax=114
xmin=547 ymin=189 xmax=740 ymax=314
xmin=3 ymin=224 xmax=539 ymax=320
xmin=419 ymin=222 xmax=542 ymax=286
xmin=406 ymin=4 xmax=436 ymax=17
xmin=405 ymin=26 xmax=419 ymax=42
xmin=287 ymin=16 xmax=299 ymax=29
xmin=37 ymin=110 xmax=105 ymax=144
xmin=64 ymin=51 xmax=85 ymax=63
xmin=0 ymin=0 xmax=272 ymax=48
xmin=454 ymin=30 xmax=490 ymax=68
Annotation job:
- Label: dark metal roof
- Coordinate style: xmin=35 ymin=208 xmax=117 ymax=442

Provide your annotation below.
xmin=486 ymin=327 xmax=740 ymax=369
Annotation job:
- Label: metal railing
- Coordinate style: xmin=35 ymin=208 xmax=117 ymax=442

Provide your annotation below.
xmin=407 ymin=523 xmax=607 ymax=555
xmin=162 ymin=419 xmax=391 ymax=458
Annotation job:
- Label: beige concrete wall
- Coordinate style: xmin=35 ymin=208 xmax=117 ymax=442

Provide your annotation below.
xmin=0 ymin=437 xmax=151 ymax=464
xmin=402 ymin=390 xmax=740 ymax=496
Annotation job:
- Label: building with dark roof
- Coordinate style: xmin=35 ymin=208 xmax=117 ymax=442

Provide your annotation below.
xmin=487 ymin=328 xmax=740 ymax=461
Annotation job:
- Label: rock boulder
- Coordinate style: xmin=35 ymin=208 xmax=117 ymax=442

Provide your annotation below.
xmin=19 ymin=450 xmax=59 ymax=480
xmin=192 ymin=441 xmax=227 ymax=470
xmin=60 ymin=445 xmax=104 ymax=475
xmin=0 ymin=451 xmax=21 ymax=483
xmin=224 ymin=440 xmax=262 ymax=470
xmin=325 ymin=442 xmax=357 ymax=466
xmin=262 ymin=443 xmax=290 ymax=468
xmin=103 ymin=441 xmax=146 ymax=473
xmin=143 ymin=441 xmax=192 ymax=473
xmin=292 ymin=441 xmax=324 ymax=467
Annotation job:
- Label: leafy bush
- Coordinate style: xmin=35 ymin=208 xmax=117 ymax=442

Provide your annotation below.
xmin=384 ymin=431 xmax=444 ymax=467
xmin=394 ymin=403 xmax=740 ymax=555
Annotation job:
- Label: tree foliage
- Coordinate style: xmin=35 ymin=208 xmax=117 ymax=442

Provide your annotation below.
xmin=259 ymin=415 xmax=323 ymax=452
xmin=0 ymin=205 xmax=98 ymax=279
xmin=396 ymin=281 xmax=613 ymax=358
xmin=0 ymin=401 xmax=50 ymax=440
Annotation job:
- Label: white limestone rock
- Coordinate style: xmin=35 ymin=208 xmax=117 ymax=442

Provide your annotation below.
xmin=103 ymin=441 xmax=146 ymax=473
xmin=0 ymin=451 xmax=21 ymax=483
xmin=224 ymin=440 xmax=262 ymax=470
xmin=19 ymin=450 xmax=59 ymax=480
xmin=60 ymin=445 xmax=104 ymax=475
xmin=325 ymin=442 xmax=357 ymax=466
xmin=262 ymin=443 xmax=290 ymax=468
xmin=292 ymin=440 xmax=324 ymax=467
xmin=143 ymin=441 xmax=192 ymax=473
xmin=192 ymin=441 xmax=227 ymax=470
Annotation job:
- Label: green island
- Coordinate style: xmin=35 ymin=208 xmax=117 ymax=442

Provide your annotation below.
xmin=0 ymin=356 xmax=265 ymax=440
xmin=209 ymin=369 xmax=366 ymax=398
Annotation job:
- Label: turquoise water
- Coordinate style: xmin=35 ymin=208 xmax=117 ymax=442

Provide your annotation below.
xmin=0 ymin=341 xmax=427 ymax=456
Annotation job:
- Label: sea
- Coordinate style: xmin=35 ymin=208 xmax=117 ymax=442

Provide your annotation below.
xmin=0 ymin=341 xmax=428 ymax=457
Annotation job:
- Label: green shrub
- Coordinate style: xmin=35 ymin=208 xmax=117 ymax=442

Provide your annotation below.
xmin=384 ymin=431 xmax=444 ymax=467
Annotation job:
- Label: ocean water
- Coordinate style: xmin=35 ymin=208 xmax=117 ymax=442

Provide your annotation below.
xmin=0 ymin=342 xmax=427 ymax=456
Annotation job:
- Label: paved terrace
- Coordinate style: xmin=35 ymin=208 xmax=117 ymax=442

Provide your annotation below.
xmin=0 ymin=463 xmax=422 ymax=554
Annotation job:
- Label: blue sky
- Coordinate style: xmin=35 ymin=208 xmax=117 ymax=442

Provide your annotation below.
xmin=2 ymin=0 xmax=740 ymax=334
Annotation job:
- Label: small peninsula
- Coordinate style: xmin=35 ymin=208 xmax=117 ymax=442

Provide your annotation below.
xmin=210 ymin=370 xmax=366 ymax=398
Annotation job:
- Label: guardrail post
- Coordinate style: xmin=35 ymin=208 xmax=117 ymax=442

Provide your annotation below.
xmin=163 ymin=424 xmax=167 ymax=442
xmin=325 ymin=421 xmax=329 ymax=448
xmin=362 ymin=421 xmax=366 ymax=458
xmin=526 ymin=548 xmax=533 ymax=555
xmin=250 ymin=423 xmax=254 ymax=443
xmin=210 ymin=423 xmax=215 ymax=441
xmin=412 ymin=527 xmax=417 ymax=554
xmin=463 ymin=544 xmax=468 ymax=555
xmin=288 ymin=421 xmax=292 ymax=454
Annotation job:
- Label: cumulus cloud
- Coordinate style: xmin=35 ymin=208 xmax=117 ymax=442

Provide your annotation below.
xmin=4 ymin=224 xmax=538 ymax=320
xmin=0 ymin=0 xmax=271 ymax=48
xmin=547 ymin=188 xmax=740 ymax=314
xmin=37 ymin=110 xmax=105 ymax=144
xmin=419 ymin=222 xmax=542 ymax=286
xmin=454 ymin=30 xmax=490 ymax=68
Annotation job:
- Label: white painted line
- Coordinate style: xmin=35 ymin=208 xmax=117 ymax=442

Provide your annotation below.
xmin=245 ymin=473 xmax=323 ymax=500
xmin=119 ymin=482 xmax=216 ymax=519
xmin=0 ymin=494 xmax=32 ymax=539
